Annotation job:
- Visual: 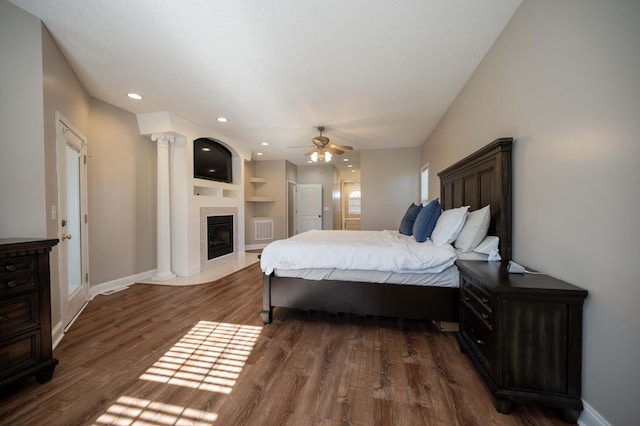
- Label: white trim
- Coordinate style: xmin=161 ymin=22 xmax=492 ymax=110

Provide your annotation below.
xmin=64 ymin=301 xmax=89 ymax=333
xmin=245 ymin=243 xmax=269 ymax=250
xmin=578 ymin=400 xmax=610 ymax=426
xmin=55 ymin=111 xmax=91 ymax=329
xmin=51 ymin=321 xmax=64 ymax=350
xmin=89 ymin=269 xmax=156 ymax=299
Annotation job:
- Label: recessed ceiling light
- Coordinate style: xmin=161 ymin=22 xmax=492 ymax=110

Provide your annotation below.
xmin=261 ymin=142 xmax=269 ymax=146
xmin=343 ymin=158 xmax=349 ymax=162
xmin=216 ymin=117 xmax=228 ymax=123
xmin=256 ymin=152 xmax=263 ymax=156
xmin=127 ymin=93 xmax=143 ymax=100
xmin=348 ymin=164 xmax=353 ymax=168
xmin=307 ymin=160 xmax=312 ymax=163
xmin=351 ymin=169 xmax=356 ymax=172
xmin=202 ymin=147 xmax=211 ymax=152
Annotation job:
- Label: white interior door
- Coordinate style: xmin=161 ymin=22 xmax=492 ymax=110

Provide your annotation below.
xmin=296 ymin=184 xmax=322 ymax=233
xmin=57 ymin=113 xmax=89 ymax=329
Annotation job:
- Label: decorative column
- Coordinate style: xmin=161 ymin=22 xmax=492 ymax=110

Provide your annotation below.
xmin=151 ymin=133 xmax=176 ymax=281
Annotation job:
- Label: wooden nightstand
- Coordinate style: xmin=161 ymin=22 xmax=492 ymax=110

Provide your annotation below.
xmin=456 ymin=260 xmax=588 ymax=423
xmin=0 ymin=238 xmax=59 ymax=388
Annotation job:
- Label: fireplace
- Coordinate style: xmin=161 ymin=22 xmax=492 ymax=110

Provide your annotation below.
xmin=207 ymin=215 xmax=234 ymax=260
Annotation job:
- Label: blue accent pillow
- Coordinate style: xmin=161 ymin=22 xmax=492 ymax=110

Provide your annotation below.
xmin=398 ymin=203 xmax=423 ymax=235
xmin=413 ymin=199 xmax=442 ymax=242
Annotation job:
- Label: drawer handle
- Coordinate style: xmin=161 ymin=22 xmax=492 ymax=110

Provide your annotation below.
xmin=5 ymin=265 xmax=17 ymax=272
xmin=481 ymin=297 xmax=489 ymax=304
xmin=7 ymin=280 xmax=18 ymax=288
xmin=481 ymin=312 xmax=489 ymax=320
xmin=469 ymin=328 xmax=485 ymax=346
xmin=0 ymin=315 xmax=8 ymax=322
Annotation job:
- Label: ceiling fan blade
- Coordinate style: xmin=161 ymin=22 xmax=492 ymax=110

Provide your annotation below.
xmin=328 ymin=144 xmax=353 ymax=151
xmin=325 ymin=147 xmax=344 ymax=155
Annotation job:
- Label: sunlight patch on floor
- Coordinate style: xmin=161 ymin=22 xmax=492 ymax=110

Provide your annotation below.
xmin=139 ymin=321 xmax=262 ymax=394
xmin=93 ymin=395 xmax=218 ymax=426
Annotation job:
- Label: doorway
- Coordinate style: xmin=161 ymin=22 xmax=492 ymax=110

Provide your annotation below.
xmin=341 ymin=181 xmax=361 ymax=230
xmin=287 ymin=180 xmax=297 ymax=237
xmin=56 ymin=112 xmax=89 ymax=330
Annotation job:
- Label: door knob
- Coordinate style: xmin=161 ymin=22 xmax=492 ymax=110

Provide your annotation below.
xmin=61 ymin=233 xmax=72 ymax=241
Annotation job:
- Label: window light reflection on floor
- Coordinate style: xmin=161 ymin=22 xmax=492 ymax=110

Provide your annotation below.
xmin=94 ymin=395 xmax=218 ymax=426
xmin=139 ymin=321 xmax=262 ymax=394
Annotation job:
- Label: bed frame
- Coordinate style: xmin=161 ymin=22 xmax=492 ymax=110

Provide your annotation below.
xmin=261 ymin=138 xmax=513 ymax=324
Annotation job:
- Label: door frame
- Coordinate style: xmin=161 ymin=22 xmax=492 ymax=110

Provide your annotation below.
xmin=286 ymin=180 xmax=297 ymax=237
xmin=55 ymin=111 xmax=90 ymax=331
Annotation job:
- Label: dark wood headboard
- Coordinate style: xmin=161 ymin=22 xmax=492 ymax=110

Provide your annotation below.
xmin=438 ymin=138 xmax=513 ymax=261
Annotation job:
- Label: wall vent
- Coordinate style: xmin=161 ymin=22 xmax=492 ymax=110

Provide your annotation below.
xmin=255 ymin=219 xmax=274 ymax=240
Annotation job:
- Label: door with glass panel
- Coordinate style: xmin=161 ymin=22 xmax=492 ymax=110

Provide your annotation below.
xmin=57 ymin=113 xmax=89 ymax=329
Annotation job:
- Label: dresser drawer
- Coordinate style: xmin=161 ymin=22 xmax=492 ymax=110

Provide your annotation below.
xmin=461 ymin=306 xmax=496 ymax=376
xmin=461 ymin=274 xmax=493 ymax=309
xmin=0 ymin=256 xmax=38 ymax=296
xmin=462 ymin=288 xmax=493 ymax=330
xmin=0 ymin=330 xmax=41 ymax=380
xmin=0 ymin=294 xmax=40 ymax=337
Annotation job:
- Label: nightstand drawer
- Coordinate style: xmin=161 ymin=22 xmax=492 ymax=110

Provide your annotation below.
xmin=0 ymin=294 xmax=40 ymax=336
xmin=462 ymin=288 xmax=493 ymax=330
xmin=0 ymin=255 xmax=38 ymax=296
xmin=0 ymin=330 xmax=41 ymax=380
xmin=460 ymin=309 xmax=496 ymax=375
xmin=461 ymin=273 xmax=493 ymax=310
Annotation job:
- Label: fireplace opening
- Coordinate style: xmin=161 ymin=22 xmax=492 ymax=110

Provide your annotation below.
xmin=207 ymin=215 xmax=233 ymax=260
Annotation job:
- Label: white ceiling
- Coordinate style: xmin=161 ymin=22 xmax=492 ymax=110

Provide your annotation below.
xmin=11 ymin=0 xmax=521 ymax=171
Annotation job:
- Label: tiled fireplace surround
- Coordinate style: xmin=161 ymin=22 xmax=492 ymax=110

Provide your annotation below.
xmin=200 ymin=207 xmax=238 ymax=272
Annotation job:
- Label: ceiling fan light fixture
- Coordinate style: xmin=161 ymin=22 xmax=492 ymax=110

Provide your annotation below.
xmin=310 ymin=151 xmax=319 ymax=162
xmin=325 ymin=151 xmax=332 ymax=162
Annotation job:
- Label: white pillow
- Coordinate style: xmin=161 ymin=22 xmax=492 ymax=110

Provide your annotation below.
xmin=454 ymin=205 xmax=491 ymax=252
xmin=431 ymin=206 xmax=469 ymax=246
xmin=474 ymin=235 xmax=501 ymax=261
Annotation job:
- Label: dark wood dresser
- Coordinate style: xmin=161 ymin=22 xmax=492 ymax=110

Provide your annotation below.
xmin=0 ymin=238 xmax=59 ymax=388
xmin=456 ymin=260 xmax=588 ymax=423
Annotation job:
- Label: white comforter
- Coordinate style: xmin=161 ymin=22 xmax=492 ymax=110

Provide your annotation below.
xmin=260 ymin=230 xmax=457 ymax=275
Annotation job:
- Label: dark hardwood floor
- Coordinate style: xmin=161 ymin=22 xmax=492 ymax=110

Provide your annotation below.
xmin=0 ymin=264 xmax=571 ymax=425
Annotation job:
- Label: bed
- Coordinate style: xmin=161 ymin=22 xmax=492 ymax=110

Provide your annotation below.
xmin=261 ymin=138 xmax=513 ymax=324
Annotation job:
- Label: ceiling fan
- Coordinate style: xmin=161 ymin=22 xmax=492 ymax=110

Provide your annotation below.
xmin=300 ymin=126 xmax=353 ymax=162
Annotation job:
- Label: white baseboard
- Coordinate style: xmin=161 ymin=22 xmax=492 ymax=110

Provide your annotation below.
xmin=578 ymin=399 xmax=610 ymax=426
xmin=89 ymin=269 xmax=156 ymax=299
xmin=245 ymin=243 xmax=268 ymax=250
xmin=51 ymin=321 xmax=64 ymax=350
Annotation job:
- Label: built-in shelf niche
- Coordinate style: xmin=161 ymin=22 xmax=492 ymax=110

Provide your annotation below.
xmin=223 ymin=189 xmax=241 ymax=198
xmin=246 ymin=176 xmax=273 ymax=201
xmin=194 ymin=186 xmax=218 ymax=197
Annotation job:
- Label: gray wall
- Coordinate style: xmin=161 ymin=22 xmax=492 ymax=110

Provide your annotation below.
xmin=421 ymin=1 xmax=640 ymax=424
xmin=0 ymin=1 xmax=46 ymax=237
xmin=361 ymin=148 xmax=421 ymax=231
xmin=88 ymin=98 xmax=157 ymax=285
